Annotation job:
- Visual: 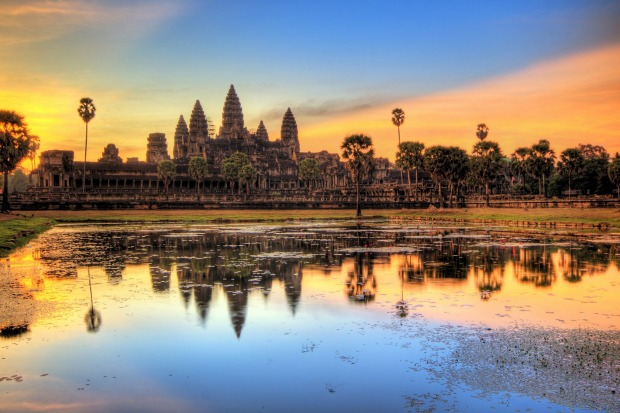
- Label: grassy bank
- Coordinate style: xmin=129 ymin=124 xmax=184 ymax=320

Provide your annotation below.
xmin=391 ymin=207 xmax=620 ymax=228
xmin=0 ymin=216 xmax=56 ymax=257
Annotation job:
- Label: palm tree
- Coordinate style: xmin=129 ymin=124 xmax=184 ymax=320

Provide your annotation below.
xmin=0 ymin=110 xmax=35 ymax=212
xmin=391 ymin=108 xmax=405 ymax=184
xmin=77 ymin=97 xmax=96 ymax=193
xmin=558 ymin=148 xmax=584 ymax=199
xmin=476 ymin=123 xmax=489 ymax=141
xmin=341 ymin=134 xmax=375 ymax=217
xmin=396 ymin=141 xmax=424 ymax=199
xmin=471 ymin=140 xmax=504 ymax=207
xmin=608 ymin=153 xmax=620 ymax=198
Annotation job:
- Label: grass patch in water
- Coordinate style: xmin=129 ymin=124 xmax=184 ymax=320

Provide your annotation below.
xmin=0 ymin=216 xmax=56 ymax=257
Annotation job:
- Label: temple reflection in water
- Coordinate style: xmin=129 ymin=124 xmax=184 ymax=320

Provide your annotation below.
xmin=22 ymin=223 xmax=620 ymax=336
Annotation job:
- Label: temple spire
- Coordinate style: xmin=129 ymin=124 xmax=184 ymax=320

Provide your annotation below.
xmin=256 ymin=120 xmax=269 ymax=142
xmin=281 ymin=108 xmax=300 ymax=159
xmin=173 ymin=115 xmax=189 ymax=160
xmin=189 ymin=100 xmax=208 ymax=157
xmin=220 ymin=84 xmax=247 ymax=140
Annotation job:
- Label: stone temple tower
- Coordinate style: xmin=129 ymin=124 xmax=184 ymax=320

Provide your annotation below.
xmin=173 ymin=115 xmax=189 ymax=160
xmin=188 ymin=100 xmax=208 ymax=157
xmin=281 ymin=108 xmax=300 ymax=160
xmin=256 ymin=120 xmax=269 ymax=142
xmin=146 ymin=133 xmax=170 ymax=164
xmin=220 ymin=84 xmax=247 ymax=140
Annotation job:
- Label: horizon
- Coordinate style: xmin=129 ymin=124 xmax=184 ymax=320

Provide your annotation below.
xmin=2 ymin=0 xmax=619 ymax=165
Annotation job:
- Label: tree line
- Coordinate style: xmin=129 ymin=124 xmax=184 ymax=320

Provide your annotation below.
xmin=2 ymin=104 xmax=619 ymax=215
xmin=387 ymin=109 xmax=620 ymax=206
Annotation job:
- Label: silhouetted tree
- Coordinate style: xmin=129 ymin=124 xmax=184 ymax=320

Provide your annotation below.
xmin=391 ymin=108 xmax=405 ymax=184
xmin=425 ymin=145 xmax=469 ymax=207
xmin=476 ymin=123 xmax=489 ymax=141
xmin=470 ymin=140 xmax=504 ymax=206
xmin=341 ymin=134 xmax=375 ymax=217
xmin=77 ymin=97 xmax=96 ymax=193
xmin=0 ymin=110 xmax=35 ymax=212
xmin=608 ymin=153 xmax=620 ymax=198
xmin=527 ymin=139 xmax=555 ymax=196
xmin=576 ymin=144 xmax=611 ymax=195
xmin=396 ymin=141 xmax=425 ymax=193
xmin=558 ymin=148 xmax=584 ymax=198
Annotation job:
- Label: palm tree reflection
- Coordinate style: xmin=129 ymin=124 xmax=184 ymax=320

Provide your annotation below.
xmin=84 ymin=266 xmax=102 ymax=333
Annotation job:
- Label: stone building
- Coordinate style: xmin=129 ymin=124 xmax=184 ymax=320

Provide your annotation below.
xmin=35 ymin=84 xmax=387 ymax=193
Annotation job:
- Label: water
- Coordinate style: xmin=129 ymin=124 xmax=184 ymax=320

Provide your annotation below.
xmin=1 ymin=221 xmax=619 ymax=412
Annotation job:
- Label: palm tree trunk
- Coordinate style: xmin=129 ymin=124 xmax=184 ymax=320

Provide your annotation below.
xmin=356 ymin=170 xmax=361 ymax=217
xmin=485 ymin=182 xmax=490 ymax=207
xmin=2 ymin=170 xmax=10 ymax=212
xmin=415 ymin=169 xmax=419 ymax=201
xmin=83 ymin=123 xmax=88 ymax=193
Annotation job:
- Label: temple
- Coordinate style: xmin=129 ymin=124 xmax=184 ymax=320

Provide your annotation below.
xmin=33 ymin=84 xmax=394 ymax=199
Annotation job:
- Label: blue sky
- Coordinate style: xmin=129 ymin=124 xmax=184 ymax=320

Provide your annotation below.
xmin=1 ymin=0 xmax=619 ymax=161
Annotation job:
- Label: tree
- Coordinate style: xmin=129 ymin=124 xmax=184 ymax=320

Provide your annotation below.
xmin=188 ymin=156 xmax=208 ymax=194
xmin=527 ymin=139 xmax=555 ymax=196
xmin=27 ymin=135 xmax=40 ymax=173
xmin=238 ymin=164 xmax=258 ymax=194
xmin=298 ymin=158 xmax=322 ymax=191
xmin=157 ymin=160 xmax=176 ymax=193
xmin=341 ymin=134 xmax=375 ymax=217
xmin=77 ymin=97 xmax=96 ymax=193
xmin=9 ymin=168 xmax=30 ymax=193
xmin=396 ymin=141 xmax=424 ymax=198
xmin=221 ymin=152 xmax=251 ymax=194
xmin=558 ymin=148 xmax=584 ymax=198
xmin=425 ymin=146 xmax=469 ymax=207
xmin=391 ymin=108 xmax=405 ymax=184
xmin=476 ymin=123 xmax=489 ymax=141
xmin=576 ymin=144 xmax=611 ymax=195
xmin=608 ymin=153 xmax=620 ymax=198
xmin=0 ymin=110 xmax=35 ymax=212
xmin=470 ymin=140 xmax=504 ymax=207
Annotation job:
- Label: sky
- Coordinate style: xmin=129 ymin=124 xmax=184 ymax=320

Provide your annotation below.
xmin=1 ymin=0 xmax=619 ymax=165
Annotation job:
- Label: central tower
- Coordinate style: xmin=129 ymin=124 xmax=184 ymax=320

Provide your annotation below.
xmin=219 ymin=84 xmax=247 ymax=140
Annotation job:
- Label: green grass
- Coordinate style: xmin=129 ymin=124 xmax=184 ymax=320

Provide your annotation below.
xmin=391 ymin=207 xmax=620 ymax=227
xmin=0 ymin=217 xmax=56 ymax=257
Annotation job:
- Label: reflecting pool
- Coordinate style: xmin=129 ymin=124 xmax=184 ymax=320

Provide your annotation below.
xmin=1 ymin=221 xmax=619 ymax=412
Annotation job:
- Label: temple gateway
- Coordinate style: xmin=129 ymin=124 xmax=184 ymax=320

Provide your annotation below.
xmin=34 ymin=85 xmax=392 ymax=195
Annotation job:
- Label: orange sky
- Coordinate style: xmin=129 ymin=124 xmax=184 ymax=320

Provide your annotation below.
xmin=3 ymin=43 xmax=618 ymax=168
xmin=303 ymin=43 xmax=620 ymax=161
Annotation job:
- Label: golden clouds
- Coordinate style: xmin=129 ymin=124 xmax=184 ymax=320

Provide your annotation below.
xmin=302 ymin=44 xmax=620 ymax=161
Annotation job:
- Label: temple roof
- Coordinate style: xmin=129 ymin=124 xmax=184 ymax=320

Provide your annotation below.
xmin=189 ymin=100 xmax=208 ymax=139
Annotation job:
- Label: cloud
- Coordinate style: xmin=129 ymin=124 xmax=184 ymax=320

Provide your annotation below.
xmin=0 ymin=0 xmax=185 ymax=47
xmin=300 ymin=43 xmax=620 ymax=161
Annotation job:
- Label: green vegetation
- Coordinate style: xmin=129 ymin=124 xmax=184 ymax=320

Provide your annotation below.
xmin=0 ymin=110 xmax=38 ymax=212
xmin=341 ymin=134 xmax=375 ymax=217
xmin=157 ymin=160 xmax=177 ymax=193
xmin=0 ymin=217 xmax=55 ymax=257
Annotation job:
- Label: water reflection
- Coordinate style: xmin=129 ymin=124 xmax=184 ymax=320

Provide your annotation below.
xmin=22 ymin=223 xmax=620 ymax=334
